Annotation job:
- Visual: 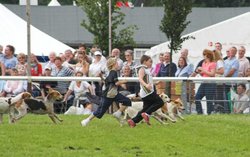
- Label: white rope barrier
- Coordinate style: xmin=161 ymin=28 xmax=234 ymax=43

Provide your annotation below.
xmin=0 ymin=76 xmax=249 ymax=83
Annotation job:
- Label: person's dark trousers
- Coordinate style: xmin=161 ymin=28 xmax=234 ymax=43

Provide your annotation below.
xmin=214 ymin=84 xmax=226 ymax=113
xmin=93 ymin=93 xmax=131 ymax=119
xmin=195 ymin=83 xmax=216 ymax=115
xmin=132 ymin=92 xmax=164 ymax=123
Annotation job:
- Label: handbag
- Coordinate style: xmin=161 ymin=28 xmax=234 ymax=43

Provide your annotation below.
xmin=106 ymin=85 xmax=118 ymax=98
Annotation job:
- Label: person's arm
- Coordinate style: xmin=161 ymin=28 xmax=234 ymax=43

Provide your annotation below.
xmin=1 ymin=62 xmax=5 ymax=76
xmin=225 ymin=68 xmax=236 ymax=77
xmin=63 ymin=89 xmax=73 ymax=102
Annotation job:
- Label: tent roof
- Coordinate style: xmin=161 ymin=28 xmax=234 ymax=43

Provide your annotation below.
xmin=4 ymin=5 xmax=250 ymax=48
xmin=0 ymin=4 xmax=74 ymax=56
xmin=146 ymin=12 xmax=250 ymax=66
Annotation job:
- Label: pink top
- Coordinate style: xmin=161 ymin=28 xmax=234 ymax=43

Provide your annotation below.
xmin=152 ymin=63 xmax=162 ymax=76
xmin=201 ymin=62 xmax=216 ymax=77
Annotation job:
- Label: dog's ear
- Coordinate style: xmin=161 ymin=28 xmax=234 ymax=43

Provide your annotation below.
xmin=47 ymin=92 xmax=53 ymax=100
xmin=48 ymin=88 xmax=54 ymax=94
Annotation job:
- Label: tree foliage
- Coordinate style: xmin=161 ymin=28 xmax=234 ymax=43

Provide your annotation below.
xmin=160 ymin=0 xmax=193 ymax=59
xmin=76 ymin=0 xmax=137 ymax=56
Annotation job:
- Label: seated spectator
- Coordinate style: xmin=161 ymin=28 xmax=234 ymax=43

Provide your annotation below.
xmin=233 ymin=84 xmax=249 ymax=114
xmin=30 ymin=53 xmax=42 ymax=76
xmin=0 ymin=68 xmax=25 ymax=97
xmin=1 ymin=45 xmax=18 ymax=76
xmin=15 ymin=53 xmax=27 ymax=76
xmin=63 ymin=71 xmax=94 ymax=113
xmin=40 ymin=67 xmax=57 ymax=99
xmin=119 ymin=65 xmax=140 ymax=96
xmin=51 ymin=56 xmax=74 ymax=95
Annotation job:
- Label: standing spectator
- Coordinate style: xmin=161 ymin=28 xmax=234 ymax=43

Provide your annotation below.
xmin=180 ymin=48 xmax=194 ymax=76
xmin=238 ymin=46 xmax=249 ymax=77
xmin=89 ymin=51 xmax=107 ymax=96
xmin=127 ymin=55 xmax=164 ymax=128
xmin=157 ymin=52 xmax=177 ymax=77
xmin=44 ymin=51 xmax=56 ymax=73
xmin=15 ymin=53 xmax=27 ymax=76
xmin=151 ymin=53 xmax=164 ymax=77
xmin=74 ymin=51 xmax=89 ymax=76
xmin=0 ymin=45 xmax=18 ymax=76
xmin=111 ymin=48 xmax=123 ymax=75
xmin=0 ymin=45 xmax=3 ymax=56
xmin=157 ymin=52 xmax=177 ymax=96
xmin=78 ymin=43 xmax=92 ymax=64
xmin=51 ymin=57 xmax=74 ymax=95
xmin=81 ymin=57 xmax=131 ymax=127
xmin=122 ymin=49 xmax=137 ymax=77
xmin=195 ymin=49 xmax=216 ymax=115
xmin=224 ymin=46 xmax=239 ymax=113
xmin=63 ymin=49 xmax=77 ymax=68
xmin=214 ymin=42 xmax=223 ymax=56
xmin=213 ymin=50 xmax=225 ymax=113
xmin=175 ymin=57 xmax=190 ymax=77
xmin=233 ymin=84 xmax=249 ymax=114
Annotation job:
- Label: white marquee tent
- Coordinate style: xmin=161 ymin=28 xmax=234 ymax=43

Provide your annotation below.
xmin=146 ymin=12 xmax=250 ymax=66
xmin=0 ymin=3 xmax=74 ymax=56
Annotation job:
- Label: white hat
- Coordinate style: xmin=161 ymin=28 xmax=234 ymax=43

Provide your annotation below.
xmin=94 ymin=51 xmax=102 ymax=56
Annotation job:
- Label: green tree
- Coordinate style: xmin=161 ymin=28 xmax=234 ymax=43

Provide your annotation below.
xmin=160 ymin=0 xmax=193 ymax=64
xmin=159 ymin=0 xmax=193 ymax=97
xmin=76 ymin=0 xmax=137 ymax=56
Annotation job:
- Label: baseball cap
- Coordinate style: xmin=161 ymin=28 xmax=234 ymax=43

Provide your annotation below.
xmin=45 ymin=67 xmax=52 ymax=71
xmin=94 ymin=51 xmax=102 ymax=56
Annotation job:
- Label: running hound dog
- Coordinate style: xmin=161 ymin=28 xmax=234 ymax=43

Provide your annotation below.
xmin=124 ymin=93 xmax=179 ymax=124
xmin=14 ymin=89 xmax=64 ymax=124
xmin=159 ymin=98 xmax=185 ymax=122
xmin=0 ymin=92 xmax=31 ymax=124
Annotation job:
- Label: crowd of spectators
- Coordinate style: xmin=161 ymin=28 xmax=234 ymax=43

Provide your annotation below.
xmin=0 ymin=42 xmax=249 ymax=114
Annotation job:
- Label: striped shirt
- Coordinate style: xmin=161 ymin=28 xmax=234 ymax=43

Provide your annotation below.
xmin=51 ymin=66 xmax=74 ymax=94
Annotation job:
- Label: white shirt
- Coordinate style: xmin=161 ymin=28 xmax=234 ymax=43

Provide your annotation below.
xmin=68 ymin=81 xmax=91 ymax=98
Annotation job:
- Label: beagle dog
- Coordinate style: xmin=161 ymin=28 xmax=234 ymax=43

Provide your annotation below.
xmin=124 ymin=93 xmax=178 ymax=124
xmin=0 ymin=92 xmax=31 ymax=124
xmin=14 ymin=89 xmax=64 ymax=124
xmin=157 ymin=98 xmax=185 ymax=123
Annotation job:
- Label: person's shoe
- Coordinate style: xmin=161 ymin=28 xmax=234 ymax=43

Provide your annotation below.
xmin=127 ymin=119 xmax=136 ymax=128
xmin=81 ymin=119 xmax=89 ymax=127
xmin=141 ymin=112 xmax=151 ymax=125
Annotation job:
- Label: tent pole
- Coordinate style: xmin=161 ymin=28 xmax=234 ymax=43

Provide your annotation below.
xmin=108 ymin=0 xmax=112 ymax=56
xmin=26 ymin=0 xmax=32 ymax=92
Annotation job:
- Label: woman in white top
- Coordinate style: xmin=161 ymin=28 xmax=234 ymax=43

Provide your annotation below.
xmin=213 ymin=50 xmax=225 ymax=113
xmin=63 ymin=71 xmax=94 ymax=112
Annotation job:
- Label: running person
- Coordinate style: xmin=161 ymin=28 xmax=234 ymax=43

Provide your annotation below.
xmin=81 ymin=57 xmax=131 ymax=126
xmin=127 ymin=55 xmax=164 ymax=128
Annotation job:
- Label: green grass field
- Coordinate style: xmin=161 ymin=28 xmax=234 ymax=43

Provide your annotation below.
xmin=1 ymin=114 xmax=250 ymax=157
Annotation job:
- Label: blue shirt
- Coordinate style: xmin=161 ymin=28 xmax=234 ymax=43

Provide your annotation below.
xmin=224 ymin=57 xmax=239 ymax=77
